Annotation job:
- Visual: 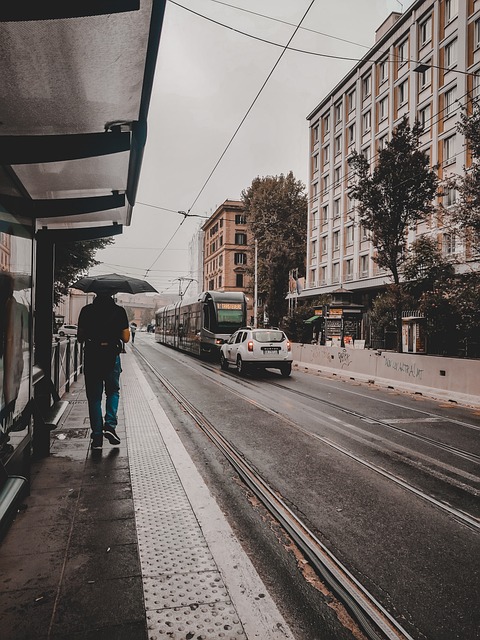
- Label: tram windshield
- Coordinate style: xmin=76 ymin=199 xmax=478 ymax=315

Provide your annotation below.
xmin=216 ymin=303 xmax=244 ymax=333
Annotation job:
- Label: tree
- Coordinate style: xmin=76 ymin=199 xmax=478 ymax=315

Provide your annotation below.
xmin=241 ymin=172 xmax=307 ymax=327
xmin=348 ymin=118 xmax=438 ymax=351
xmin=54 ymin=238 xmax=113 ymax=305
xmin=453 ymin=97 xmax=480 ymax=247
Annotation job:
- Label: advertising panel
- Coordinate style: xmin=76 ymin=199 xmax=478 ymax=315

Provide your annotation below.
xmin=0 ymin=210 xmax=33 ymax=458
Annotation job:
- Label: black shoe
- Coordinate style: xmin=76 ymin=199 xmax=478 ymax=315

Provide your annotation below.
xmin=103 ymin=426 xmax=121 ymax=445
xmin=91 ymin=434 xmax=103 ymax=450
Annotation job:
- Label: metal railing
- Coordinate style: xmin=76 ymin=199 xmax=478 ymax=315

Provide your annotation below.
xmin=51 ymin=337 xmax=83 ymax=397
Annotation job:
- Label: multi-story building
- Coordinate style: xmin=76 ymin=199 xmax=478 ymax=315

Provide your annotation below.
xmin=202 ymin=199 xmax=253 ymax=319
xmin=302 ymin=0 xmax=480 ymax=304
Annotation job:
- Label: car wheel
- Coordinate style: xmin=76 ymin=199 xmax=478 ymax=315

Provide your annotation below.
xmin=59 ymin=331 xmax=65 ymax=337
xmin=280 ymin=363 xmax=292 ymax=377
xmin=220 ymin=353 xmax=229 ymax=370
xmin=236 ymin=355 xmax=248 ymax=375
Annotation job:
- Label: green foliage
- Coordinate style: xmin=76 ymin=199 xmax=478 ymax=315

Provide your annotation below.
xmin=348 ymin=118 xmax=439 ymax=283
xmin=242 ymin=171 xmax=307 ymax=327
xmin=348 ymin=118 xmax=439 ymax=351
xmin=403 ymin=236 xmax=455 ymax=298
xmin=54 ymin=238 xmax=113 ymax=305
xmin=454 ymin=99 xmax=480 ymax=247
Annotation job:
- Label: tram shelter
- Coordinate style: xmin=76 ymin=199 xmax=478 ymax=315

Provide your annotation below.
xmin=0 ymin=3 xmax=166 ymax=495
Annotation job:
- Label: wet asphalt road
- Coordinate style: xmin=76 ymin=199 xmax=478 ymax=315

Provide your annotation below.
xmin=134 ymin=333 xmax=480 ymax=640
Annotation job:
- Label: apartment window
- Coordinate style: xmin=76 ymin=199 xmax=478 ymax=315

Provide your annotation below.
xmin=345 ymin=259 xmax=353 ymax=281
xmin=332 ymin=262 xmax=340 ymax=283
xmin=324 ymin=113 xmax=330 ymax=133
xmin=346 ymin=225 xmax=354 ymax=246
xmin=235 ymin=214 xmax=247 ymax=224
xmin=474 ymin=74 xmax=480 ymax=99
xmin=347 ymin=88 xmax=356 ymax=112
xmin=333 ymin=230 xmax=340 ymax=251
xmin=334 ymin=166 xmax=341 ymax=186
xmin=335 ymin=135 xmax=342 ymax=155
xmin=333 ymin=199 xmax=341 ymax=218
xmin=313 ymin=153 xmax=319 ymax=172
xmin=475 ymin=19 xmax=480 ymax=49
xmin=443 ymin=135 xmax=456 ymax=164
xmin=348 ymin=123 xmax=355 ymax=144
xmin=234 ymin=252 xmax=247 ymax=265
xmin=360 ymin=254 xmax=369 ymax=277
xmin=311 ymin=240 xmax=317 ymax=257
xmin=210 ymin=241 xmax=216 ymax=253
xmin=322 ymin=204 xmax=329 ymax=223
xmin=313 ymin=124 xmax=319 ymax=143
xmin=320 ymin=266 xmax=327 ymax=284
xmin=335 ymin=102 xmax=342 ymax=125
xmin=360 ymin=225 xmax=368 ymax=241
xmin=361 ymin=145 xmax=371 ymax=163
xmin=378 ymin=135 xmax=388 ymax=150
xmin=208 ymin=279 xmax=214 ymax=290
xmin=362 ymin=110 xmax=371 ymax=133
xmin=235 ymin=273 xmax=243 ymax=288
xmin=219 ymin=254 xmax=223 ymax=267
xmin=445 ymin=0 xmax=458 ymax=23
xmin=311 ymin=209 xmax=318 ymax=230
xmin=321 ymin=235 xmax=328 ymax=254
xmin=379 ymin=96 xmax=388 ymax=121
xmin=379 ymin=59 xmax=388 ymax=84
xmin=397 ymin=40 xmax=408 ymax=67
xmin=323 ymin=146 xmax=330 ymax=163
xmin=444 ymin=86 xmax=457 ymax=117
xmin=443 ymin=232 xmax=457 ymax=255
xmin=218 ymin=275 xmax=222 ymax=288
xmin=418 ymin=62 xmax=431 ymax=90
xmin=444 ymin=186 xmax=457 ymax=207
xmin=445 ymin=39 xmax=457 ymax=68
xmin=362 ymin=74 xmax=371 ymax=99
xmin=419 ymin=103 xmax=431 ymax=129
xmin=398 ymin=80 xmax=408 ymax=105
xmin=219 ymin=235 xmax=223 ymax=247
xmin=322 ymin=175 xmax=329 ymax=193
xmin=313 ymin=182 xmax=319 ymax=199
xmin=419 ymin=16 xmax=432 ymax=46
xmin=235 ymin=232 xmax=247 ymax=245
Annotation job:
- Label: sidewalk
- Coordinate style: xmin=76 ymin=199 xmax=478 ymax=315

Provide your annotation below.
xmin=0 ymin=350 xmax=294 ymax=639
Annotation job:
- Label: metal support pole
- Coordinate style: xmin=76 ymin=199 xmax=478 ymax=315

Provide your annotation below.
xmin=33 ymin=237 xmax=55 ymax=458
xmin=254 ymin=239 xmax=258 ymax=328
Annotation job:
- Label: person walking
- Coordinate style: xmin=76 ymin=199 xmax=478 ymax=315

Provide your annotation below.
xmin=130 ymin=321 xmax=137 ymax=344
xmin=77 ymin=293 xmax=130 ymax=450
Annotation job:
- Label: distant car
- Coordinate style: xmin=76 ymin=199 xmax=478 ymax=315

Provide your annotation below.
xmin=220 ymin=327 xmax=293 ymax=377
xmin=57 ymin=324 xmax=78 ymax=337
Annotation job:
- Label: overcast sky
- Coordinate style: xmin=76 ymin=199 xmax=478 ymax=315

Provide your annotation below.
xmin=92 ymin=0 xmax=415 ymax=295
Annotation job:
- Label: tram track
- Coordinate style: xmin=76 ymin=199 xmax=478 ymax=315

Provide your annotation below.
xmin=264 ymin=379 xmax=480 ymax=466
xmin=135 ymin=347 xmax=416 ymax=640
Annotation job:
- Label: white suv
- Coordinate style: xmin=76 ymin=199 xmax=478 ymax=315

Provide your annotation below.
xmin=220 ymin=327 xmax=293 ymax=377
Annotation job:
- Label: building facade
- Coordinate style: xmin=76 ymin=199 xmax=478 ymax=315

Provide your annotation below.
xmin=303 ymin=0 xmax=480 ymax=302
xmin=202 ymin=200 xmax=253 ymax=319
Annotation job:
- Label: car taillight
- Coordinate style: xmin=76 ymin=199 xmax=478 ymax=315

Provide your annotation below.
xmin=286 ymin=340 xmax=291 ymax=351
xmin=248 ymin=341 xmax=254 ymax=352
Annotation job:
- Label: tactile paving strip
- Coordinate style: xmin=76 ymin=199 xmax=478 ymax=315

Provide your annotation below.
xmin=122 ymin=361 xmax=247 ymax=639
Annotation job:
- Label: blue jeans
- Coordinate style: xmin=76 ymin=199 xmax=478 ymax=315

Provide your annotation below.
xmin=85 ymin=356 xmax=122 ymax=436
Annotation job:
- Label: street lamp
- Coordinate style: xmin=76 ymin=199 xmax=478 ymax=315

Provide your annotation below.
xmin=254 ymin=238 xmax=258 ymax=328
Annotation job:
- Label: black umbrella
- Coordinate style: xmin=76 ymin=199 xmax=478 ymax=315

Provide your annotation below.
xmin=72 ymin=273 xmax=157 ymax=295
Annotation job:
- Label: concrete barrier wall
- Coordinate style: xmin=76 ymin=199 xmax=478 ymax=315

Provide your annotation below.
xmin=292 ymin=343 xmax=480 ymax=407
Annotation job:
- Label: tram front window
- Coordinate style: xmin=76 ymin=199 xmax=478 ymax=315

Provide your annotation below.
xmin=216 ymin=306 xmax=244 ymax=333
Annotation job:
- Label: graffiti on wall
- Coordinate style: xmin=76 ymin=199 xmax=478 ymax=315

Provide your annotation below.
xmin=383 ymin=355 xmax=424 ymax=380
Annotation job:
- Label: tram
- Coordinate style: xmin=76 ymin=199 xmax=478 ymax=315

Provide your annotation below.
xmin=155 ymin=290 xmax=247 ymax=358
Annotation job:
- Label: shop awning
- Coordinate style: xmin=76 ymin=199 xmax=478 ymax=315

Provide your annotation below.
xmin=0 ymin=1 xmax=166 ymax=240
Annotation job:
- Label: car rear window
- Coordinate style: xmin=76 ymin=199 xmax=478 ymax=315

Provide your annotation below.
xmin=253 ymin=330 xmax=285 ymax=343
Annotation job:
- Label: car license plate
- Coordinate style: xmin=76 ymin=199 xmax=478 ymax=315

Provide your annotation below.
xmin=262 ymin=347 xmax=280 ymax=353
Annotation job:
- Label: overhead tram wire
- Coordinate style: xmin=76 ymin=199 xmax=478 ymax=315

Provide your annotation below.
xmin=207 ymin=0 xmax=372 ymax=51
xmin=142 ymin=0 xmax=318 ymax=278
xmin=183 ymin=0 xmax=317 ymax=214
